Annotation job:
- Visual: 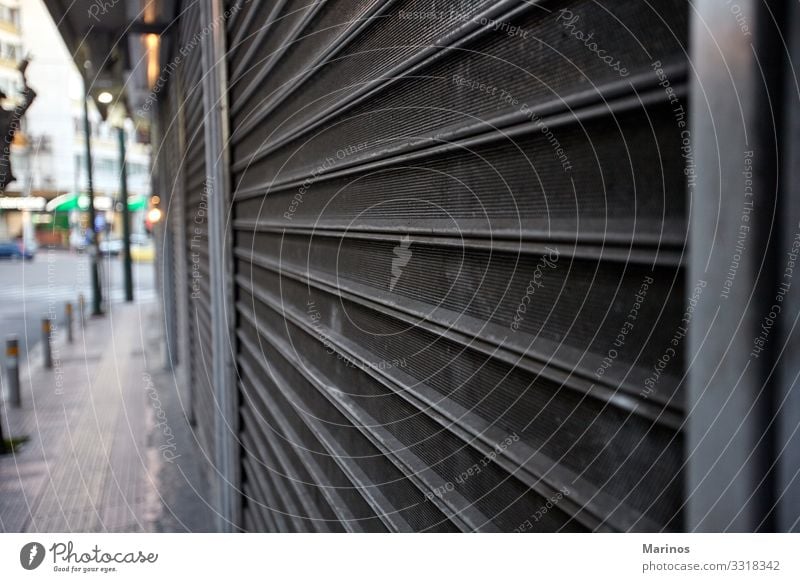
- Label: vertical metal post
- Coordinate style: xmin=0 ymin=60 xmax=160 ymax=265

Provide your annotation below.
xmin=65 ymin=303 xmax=73 ymax=343
xmin=176 ymin=83 xmax=193 ymax=418
xmin=688 ymin=0 xmax=783 ymax=531
xmin=0 ymin=401 xmax=5 ymax=453
xmin=775 ymin=0 xmax=800 ymax=533
xmin=83 ymin=79 xmax=103 ymax=316
xmin=78 ymin=294 xmax=86 ymax=327
xmin=6 ymin=336 xmax=20 ymax=407
xmin=42 ymin=318 xmax=52 ymax=369
xmin=117 ymin=125 xmax=133 ymax=302
xmin=200 ymin=0 xmax=239 ymax=531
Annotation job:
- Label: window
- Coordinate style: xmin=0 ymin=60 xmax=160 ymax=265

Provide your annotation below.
xmin=0 ymin=41 xmax=21 ymax=61
xmin=0 ymin=6 xmax=19 ymax=28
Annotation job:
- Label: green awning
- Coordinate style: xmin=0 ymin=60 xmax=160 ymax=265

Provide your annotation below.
xmin=126 ymin=195 xmax=147 ymax=211
xmin=46 ymin=193 xmax=147 ymax=212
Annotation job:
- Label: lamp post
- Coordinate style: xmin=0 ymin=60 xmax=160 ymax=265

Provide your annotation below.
xmin=117 ymin=125 xmax=133 ymax=302
xmin=82 ymin=73 xmax=103 ymax=316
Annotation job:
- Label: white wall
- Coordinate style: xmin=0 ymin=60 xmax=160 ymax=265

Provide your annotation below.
xmin=14 ymin=0 xmax=82 ymax=195
xmin=12 ymin=0 xmax=151 ymax=201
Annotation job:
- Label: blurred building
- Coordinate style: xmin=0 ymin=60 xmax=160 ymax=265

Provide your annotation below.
xmin=0 ymin=0 xmax=151 ymax=245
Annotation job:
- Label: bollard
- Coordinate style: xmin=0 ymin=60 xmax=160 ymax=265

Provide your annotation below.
xmin=6 ymin=336 xmax=20 ymax=408
xmin=78 ymin=294 xmax=85 ymax=327
xmin=65 ymin=303 xmax=73 ymax=343
xmin=42 ymin=318 xmax=53 ymax=369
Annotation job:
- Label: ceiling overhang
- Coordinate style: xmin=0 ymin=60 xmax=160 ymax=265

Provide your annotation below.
xmin=41 ymin=0 xmax=178 ymax=130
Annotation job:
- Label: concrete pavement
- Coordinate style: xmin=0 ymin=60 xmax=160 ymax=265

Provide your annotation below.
xmin=0 ymin=297 xmax=214 ymax=532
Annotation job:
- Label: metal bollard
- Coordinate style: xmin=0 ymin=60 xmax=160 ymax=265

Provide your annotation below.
xmin=42 ymin=318 xmax=53 ymax=369
xmin=6 ymin=336 xmax=20 ymax=407
xmin=0 ymin=403 xmax=5 ymax=453
xmin=78 ymin=294 xmax=86 ymax=327
xmin=65 ymin=303 xmax=73 ymax=343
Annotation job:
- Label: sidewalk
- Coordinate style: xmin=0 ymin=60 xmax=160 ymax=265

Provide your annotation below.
xmin=0 ymin=299 xmax=215 ymax=532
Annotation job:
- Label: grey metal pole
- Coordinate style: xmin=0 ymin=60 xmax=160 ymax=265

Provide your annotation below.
xmin=117 ymin=126 xmax=133 ymax=302
xmin=6 ymin=336 xmax=20 ymax=407
xmin=82 ymin=79 xmax=103 ymax=316
xmin=42 ymin=318 xmax=52 ymax=369
xmin=0 ymin=401 xmax=5 ymax=453
xmin=688 ymin=0 xmax=781 ymax=531
xmin=65 ymin=302 xmax=73 ymax=343
xmin=200 ymin=0 xmax=239 ymax=531
xmin=78 ymin=294 xmax=85 ymax=327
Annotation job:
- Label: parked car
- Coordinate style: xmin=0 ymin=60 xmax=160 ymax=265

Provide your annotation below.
xmin=130 ymin=237 xmax=155 ymax=263
xmin=99 ymin=238 xmax=124 ymax=256
xmin=0 ymin=240 xmax=34 ymax=260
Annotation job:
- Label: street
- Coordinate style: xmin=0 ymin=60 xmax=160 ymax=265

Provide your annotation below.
xmin=0 ymin=250 xmax=156 ymax=358
xmin=0 ymin=249 xmax=213 ymax=533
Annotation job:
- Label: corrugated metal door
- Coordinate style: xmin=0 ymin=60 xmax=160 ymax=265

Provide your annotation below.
xmin=178 ymin=1 xmax=216 ymax=470
xmin=226 ymin=0 xmax=689 ymax=532
xmin=157 ymin=53 xmax=194 ymax=427
xmin=156 ymin=74 xmax=183 ymax=374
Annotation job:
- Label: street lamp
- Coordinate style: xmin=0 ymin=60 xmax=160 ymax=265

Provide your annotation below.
xmin=82 ymin=62 xmax=103 ymax=316
xmin=116 ymin=121 xmax=133 ymax=302
xmin=146 ymin=206 xmax=161 ymax=224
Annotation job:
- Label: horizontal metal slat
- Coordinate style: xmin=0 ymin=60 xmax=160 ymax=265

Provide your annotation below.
xmin=230 ymin=0 xmax=520 ymax=144
xmin=231 ymin=240 xmax=684 ymax=421
xmin=231 ymin=0 xmax=385 ymax=120
xmin=235 ymin=271 xmax=677 ymax=529
xmin=239 ymin=402 xmax=341 ymax=532
xmin=236 ymin=305 xmax=502 ymax=531
xmin=238 ymin=353 xmax=388 ymax=532
xmin=241 ymin=435 xmax=294 ymax=532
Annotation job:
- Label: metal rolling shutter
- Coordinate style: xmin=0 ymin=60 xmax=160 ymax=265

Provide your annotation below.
xmin=226 ymin=0 xmax=689 ymax=531
xmin=156 ymin=76 xmax=183 ymax=373
xmin=156 ymin=57 xmax=195 ymax=427
xmin=177 ymin=1 xmax=216 ymax=470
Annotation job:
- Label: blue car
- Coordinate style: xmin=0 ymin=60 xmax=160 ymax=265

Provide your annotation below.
xmin=0 ymin=240 xmax=34 ymax=260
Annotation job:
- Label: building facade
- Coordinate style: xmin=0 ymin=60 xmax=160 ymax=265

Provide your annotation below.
xmin=0 ymin=0 xmax=151 ymax=244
